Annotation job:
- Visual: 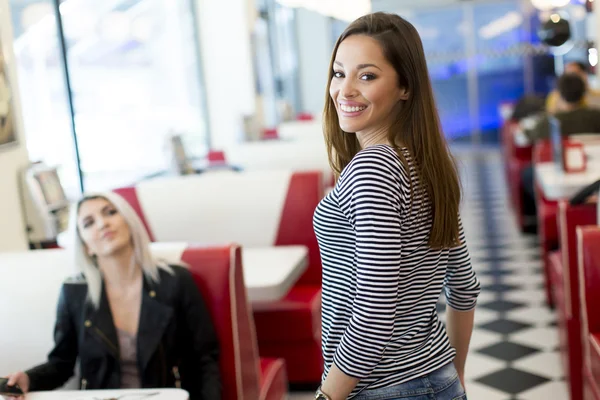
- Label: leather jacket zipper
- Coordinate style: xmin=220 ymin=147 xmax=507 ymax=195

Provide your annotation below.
xmin=92 ymin=327 xmax=118 ymax=356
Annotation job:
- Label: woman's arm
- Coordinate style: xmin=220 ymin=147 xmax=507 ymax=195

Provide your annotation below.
xmin=443 ymin=216 xmax=480 ymax=386
xmin=178 ymin=268 xmax=221 ymax=400
xmin=25 ymin=284 xmax=79 ymax=391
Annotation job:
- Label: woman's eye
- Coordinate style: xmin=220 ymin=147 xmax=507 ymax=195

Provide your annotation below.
xmin=361 ymin=73 xmax=376 ymax=81
xmin=333 ymin=71 xmax=344 ymax=78
xmin=82 ymin=220 xmax=93 ymax=229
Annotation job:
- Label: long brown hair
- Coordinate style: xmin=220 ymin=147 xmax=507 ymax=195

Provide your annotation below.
xmin=323 ymin=12 xmax=461 ymax=248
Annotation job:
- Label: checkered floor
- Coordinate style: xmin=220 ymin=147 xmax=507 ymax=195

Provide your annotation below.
xmin=290 ymin=148 xmax=565 ymax=399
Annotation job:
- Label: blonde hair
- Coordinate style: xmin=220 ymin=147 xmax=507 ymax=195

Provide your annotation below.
xmin=67 ymin=191 xmax=172 ymax=308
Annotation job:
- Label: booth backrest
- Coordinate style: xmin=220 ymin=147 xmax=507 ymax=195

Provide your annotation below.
xmin=225 ymin=140 xmax=334 ymax=187
xmin=558 ymin=201 xmax=598 ymax=319
xmin=0 ymin=244 xmax=261 ymax=400
xmin=114 ymin=170 xmax=324 ymax=286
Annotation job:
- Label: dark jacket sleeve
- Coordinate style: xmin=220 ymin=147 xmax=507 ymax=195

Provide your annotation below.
xmin=524 ymin=116 xmax=551 ymax=142
xmin=178 ymin=268 xmax=221 ymax=400
xmin=26 ymin=284 xmax=78 ymax=391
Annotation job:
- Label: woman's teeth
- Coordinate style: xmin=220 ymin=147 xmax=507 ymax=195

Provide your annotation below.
xmin=340 ymin=104 xmax=367 ymax=113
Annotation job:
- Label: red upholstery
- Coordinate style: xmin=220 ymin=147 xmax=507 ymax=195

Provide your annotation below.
xmin=259 ymin=358 xmax=288 ymax=400
xmin=275 ymin=172 xmax=323 ymax=286
xmin=501 ymin=119 xmax=534 ymax=230
xmin=113 ymin=187 xmax=156 ymax=241
xmin=296 ymin=112 xmax=314 ymax=121
xmin=551 ymin=202 xmax=598 ymax=400
xmin=263 ymin=128 xmax=279 ymax=140
xmin=578 ymin=227 xmax=600 ymax=400
xmin=533 ymin=140 xmax=558 ymax=306
xmin=114 ymin=171 xmax=324 ymax=383
xmin=588 ymin=334 xmax=600 ymax=400
xmin=208 ymin=150 xmax=227 ymax=163
xmin=181 ymin=245 xmax=287 ymax=399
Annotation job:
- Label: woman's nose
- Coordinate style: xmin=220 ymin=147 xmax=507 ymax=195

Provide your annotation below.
xmin=340 ymin=80 xmax=358 ymax=98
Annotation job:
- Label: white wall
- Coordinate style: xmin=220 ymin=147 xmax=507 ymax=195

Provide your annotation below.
xmin=295 ymin=9 xmax=332 ymax=117
xmin=195 ymin=0 xmax=257 ymax=150
xmin=0 ymin=0 xmax=29 ymax=252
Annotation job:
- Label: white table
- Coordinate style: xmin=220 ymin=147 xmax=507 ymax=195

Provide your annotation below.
xmin=25 ymin=388 xmax=188 ymax=399
xmin=50 ymin=239 xmax=308 ymax=304
xmin=535 ymin=161 xmax=600 ymax=200
xmin=242 ymin=246 xmax=308 ymax=305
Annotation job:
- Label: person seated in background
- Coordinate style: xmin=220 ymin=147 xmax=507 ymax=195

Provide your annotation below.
xmin=521 ymin=73 xmax=600 ymax=218
xmin=546 ymin=61 xmax=600 ymax=114
xmin=524 ymin=73 xmax=600 ymax=143
xmin=3 ymin=192 xmax=220 ymax=400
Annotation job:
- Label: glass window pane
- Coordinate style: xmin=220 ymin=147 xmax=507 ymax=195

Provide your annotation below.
xmin=410 ymin=8 xmax=472 ymax=140
xmin=10 ymin=0 xmax=81 ymax=199
xmin=60 ymin=0 xmax=207 ymax=191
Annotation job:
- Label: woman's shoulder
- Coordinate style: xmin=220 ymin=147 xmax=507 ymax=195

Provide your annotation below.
xmin=158 ymin=264 xmax=197 ymax=291
xmin=342 ymin=144 xmax=406 ymax=181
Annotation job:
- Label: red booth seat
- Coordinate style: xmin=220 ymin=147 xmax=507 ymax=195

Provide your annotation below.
xmin=533 ymin=140 xmax=559 ymax=307
xmin=578 ymin=227 xmax=600 ymax=400
xmin=114 ymin=170 xmax=324 ymax=383
xmin=501 ymin=119 xmax=534 ymax=230
xmin=550 ymin=201 xmax=598 ymax=400
xmin=161 ymin=244 xmax=288 ymax=400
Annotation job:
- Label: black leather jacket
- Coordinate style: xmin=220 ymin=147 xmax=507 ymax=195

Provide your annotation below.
xmin=26 ymin=265 xmax=221 ymax=399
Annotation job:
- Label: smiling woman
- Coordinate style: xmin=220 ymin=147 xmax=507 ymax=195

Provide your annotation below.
xmin=314 ymin=12 xmax=480 ymax=400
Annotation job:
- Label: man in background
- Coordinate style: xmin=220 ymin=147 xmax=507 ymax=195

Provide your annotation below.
xmin=526 ymin=73 xmax=600 ymax=142
xmin=546 ymin=61 xmax=600 ymax=114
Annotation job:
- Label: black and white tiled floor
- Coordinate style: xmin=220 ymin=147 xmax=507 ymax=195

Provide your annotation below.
xmin=290 ymin=148 xmax=565 ymax=399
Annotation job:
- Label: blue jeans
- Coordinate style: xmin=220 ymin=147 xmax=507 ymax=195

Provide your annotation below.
xmin=353 ymin=363 xmax=466 ymax=400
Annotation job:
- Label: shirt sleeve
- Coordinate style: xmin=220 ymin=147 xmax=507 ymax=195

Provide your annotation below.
xmin=443 ymin=215 xmax=480 ymax=311
xmin=334 ymin=149 xmax=403 ymax=379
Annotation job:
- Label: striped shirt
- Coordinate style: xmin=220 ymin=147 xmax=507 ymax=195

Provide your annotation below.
xmin=313 ymin=144 xmax=480 ymax=398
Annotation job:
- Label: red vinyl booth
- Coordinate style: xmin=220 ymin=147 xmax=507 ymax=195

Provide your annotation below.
xmin=501 ymin=119 xmax=534 ymax=230
xmin=183 ymin=244 xmax=287 ymax=400
xmin=548 ymin=201 xmax=598 ymax=400
xmin=532 ymin=140 xmax=559 ymax=306
xmin=577 ymin=226 xmax=600 ymax=400
xmin=113 ymin=170 xmax=324 ymax=383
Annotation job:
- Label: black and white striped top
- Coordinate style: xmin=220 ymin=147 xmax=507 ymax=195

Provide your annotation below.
xmin=313 ymin=144 xmax=480 ymax=398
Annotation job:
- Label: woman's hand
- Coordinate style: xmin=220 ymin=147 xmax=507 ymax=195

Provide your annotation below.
xmin=2 ymin=372 xmax=29 ymax=399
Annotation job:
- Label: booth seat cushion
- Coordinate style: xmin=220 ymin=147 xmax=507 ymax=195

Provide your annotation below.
xmin=259 ymin=358 xmax=287 ymax=400
xmin=254 ymin=285 xmax=322 ymax=342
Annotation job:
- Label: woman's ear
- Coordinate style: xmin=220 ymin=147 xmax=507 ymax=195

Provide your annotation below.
xmin=398 ymin=87 xmax=409 ymax=101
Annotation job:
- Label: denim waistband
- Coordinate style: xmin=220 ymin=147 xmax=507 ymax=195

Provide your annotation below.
xmin=352 ymin=362 xmax=459 ymax=400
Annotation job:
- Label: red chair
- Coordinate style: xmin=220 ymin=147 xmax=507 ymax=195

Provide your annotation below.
xmin=577 ymin=226 xmax=600 ymax=400
xmin=181 ymin=244 xmax=287 ymax=400
xmin=550 ymin=201 xmax=598 ymax=400
xmin=296 ymin=112 xmax=314 ymax=121
xmin=533 ymin=140 xmax=558 ymax=306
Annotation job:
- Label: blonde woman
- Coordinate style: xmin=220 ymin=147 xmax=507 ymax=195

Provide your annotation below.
xmin=4 ymin=192 xmax=220 ymax=399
